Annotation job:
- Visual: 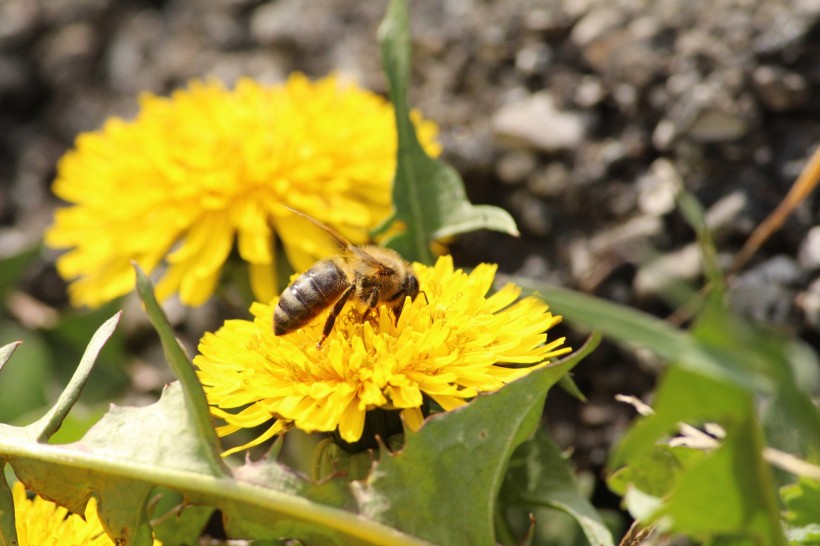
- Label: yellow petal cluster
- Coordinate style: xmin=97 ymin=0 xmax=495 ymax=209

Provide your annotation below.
xmin=10 ymin=482 xmax=161 ymax=546
xmin=195 ymin=255 xmax=571 ymax=456
xmin=45 ymin=73 xmax=440 ymax=308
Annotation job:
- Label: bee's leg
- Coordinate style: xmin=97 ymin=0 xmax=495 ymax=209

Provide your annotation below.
xmin=318 ymin=284 xmax=355 ymax=348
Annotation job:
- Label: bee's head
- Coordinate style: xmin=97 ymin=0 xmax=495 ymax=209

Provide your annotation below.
xmin=404 ymin=272 xmax=420 ymax=301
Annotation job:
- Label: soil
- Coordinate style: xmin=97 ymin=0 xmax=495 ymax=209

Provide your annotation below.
xmin=1 ymin=0 xmax=818 ymax=534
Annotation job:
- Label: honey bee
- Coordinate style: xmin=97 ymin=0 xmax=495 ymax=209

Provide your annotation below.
xmin=274 ymin=208 xmax=420 ymax=347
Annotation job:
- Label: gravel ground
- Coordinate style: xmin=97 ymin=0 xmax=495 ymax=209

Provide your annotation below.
xmin=1 ymin=0 xmax=819 ymax=519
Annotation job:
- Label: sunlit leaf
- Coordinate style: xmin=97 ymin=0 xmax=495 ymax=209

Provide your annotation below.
xmin=376 ymin=0 xmax=518 ymax=264
xmin=357 ymin=334 xmax=599 ymax=546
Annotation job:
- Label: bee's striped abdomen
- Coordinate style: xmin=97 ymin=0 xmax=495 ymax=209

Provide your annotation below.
xmin=274 ymin=260 xmax=348 ymax=335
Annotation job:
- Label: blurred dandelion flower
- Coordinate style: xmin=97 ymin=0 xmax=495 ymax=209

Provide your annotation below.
xmin=195 ymin=255 xmax=571 ymax=456
xmin=45 ymin=73 xmax=440 ymax=307
xmin=10 ymin=482 xmax=161 ymax=546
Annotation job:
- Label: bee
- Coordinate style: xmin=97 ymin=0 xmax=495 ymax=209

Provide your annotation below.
xmin=274 ymin=208 xmax=420 ymax=347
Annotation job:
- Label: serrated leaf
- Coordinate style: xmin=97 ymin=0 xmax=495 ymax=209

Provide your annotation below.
xmin=376 ymin=0 xmax=518 ymax=264
xmin=658 ymin=412 xmax=784 ymax=545
xmin=611 ymin=366 xmax=786 ymax=546
xmin=0 ymin=342 xmax=21 ymax=371
xmin=500 ymin=430 xmax=614 ymax=546
xmin=29 ymin=312 xmax=121 ymax=443
xmin=356 ymin=333 xmax=599 ymax=546
xmin=782 ymin=478 xmax=820 ymax=527
xmin=134 ymin=264 xmax=225 ymax=475
xmin=3 ymin=379 xmax=429 ymax=546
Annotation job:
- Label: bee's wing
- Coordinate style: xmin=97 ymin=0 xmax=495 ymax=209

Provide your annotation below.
xmin=280 ymin=206 xmax=386 ymax=268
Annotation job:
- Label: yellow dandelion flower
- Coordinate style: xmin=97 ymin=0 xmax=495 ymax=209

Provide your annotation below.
xmin=45 ymin=73 xmax=440 ymax=308
xmin=10 ymin=482 xmax=161 ymax=546
xmin=194 ymin=255 xmax=571 ymax=456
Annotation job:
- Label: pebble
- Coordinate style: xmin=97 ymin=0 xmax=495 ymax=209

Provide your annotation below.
xmin=687 ymin=109 xmax=748 ymax=143
xmin=496 ymin=150 xmax=537 ymax=185
xmin=527 ymin=162 xmax=570 ymax=198
xmin=797 ymin=279 xmax=820 ymax=331
xmin=633 ymin=243 xmax=702 ymax=299
xmin=704 ymin=191 xmax=748 ymax=235
xmin=798 ymin=226 xmax=820 ymax=271
xmin=636 ymin=158 xmax=680 ymax=216
xmin=491 ymin=91 xmax=588 ymax=152
xmin=753 ymin=65 xmax=809 ymax=112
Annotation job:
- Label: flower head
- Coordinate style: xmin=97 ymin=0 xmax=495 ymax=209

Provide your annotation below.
xmin=195 ymin=255 xmax=571 ymax=456
xmin=45 ymin=73 xmax=440 ymax=308
xmin=10 ymin=482 xmax=161 ymax=546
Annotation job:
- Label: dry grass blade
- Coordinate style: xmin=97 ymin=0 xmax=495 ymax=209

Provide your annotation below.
xmin=732 ymin=144 xmax=820 ymax=272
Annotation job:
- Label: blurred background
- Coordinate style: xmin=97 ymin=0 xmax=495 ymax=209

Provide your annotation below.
xmin=0 ymin=0 xmax=818 ymax=534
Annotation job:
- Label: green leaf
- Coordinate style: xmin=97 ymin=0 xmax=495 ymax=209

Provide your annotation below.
xmin=357 ymin=333 xmax=600 ymax=546
xmin=500 ymin=430 xmax=615 ymax=546
xmin=511 ymin=278 xmax=766 ymax=391
xmin=611 ymin=366 xmax=786 ymax=546
xmin=0 ymin=297 xmax=434 ymax=545
xmin=0 ymin=342 xmax=21 ymax=370
xmin=675 ymin=189 xmax=723 ymax=290
xmin=782 ymin=478 xmax=820 ymax=527
xmin=376 ymin=0 xmax=518 ymax=264
xmin=0 ymin=464 xmax=15 ymax=546
xmin=134 ymin=264 xmax=225 ymax=476
xmin=145 ymin=488 xmax=214 ymax=546
xmin=658 ymin=413 xmax=784 ymax=545
xmin=29 ymin=312 xmax=121 ymax=443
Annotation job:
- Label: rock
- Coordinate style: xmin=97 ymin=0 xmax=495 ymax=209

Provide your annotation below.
xmin=742 ymin=255 xmax=804 ymax=285
xmin=527 ymin=162 xmax=570 ymax=198
xmin=797 ymin=279 xmax=820 ymax=332
xmin=496 ymin=150 xmax=537 ymax=185
xmin=491 ymin=91 xmax=588 ymax=152
xmin=636 ymin=158 xmax=680 ymax=216
xmin=510 ymin=190 xmax=553 ymax=237
xmin=570 ymin=6 xmax=623 ymax=47
xmin=687 ymin=108 xmax=748 ymax=143
xmin=730 ymin=255 xmax=804 ymax=326
xmin=798 ymin=226 xmax=820 ymax=271
xmin=574 ymin=76 xmax=606 ymax=108
xmin=0 ymin=1 xmax=40 ymax=45
xmin=651 ymin=119 xmax=677 ymax=150
xmin=515 ymin=42 xmax=552 ymax=77
xmin=572 ymin=215 xmax=663 ymax=289
xmin=704 ymin=191 xmax=749 ymax=236
xmin=634 ymin=243 xmax=702 ymax=299
xmin=752 ymin=65 xmax=809 ymax=112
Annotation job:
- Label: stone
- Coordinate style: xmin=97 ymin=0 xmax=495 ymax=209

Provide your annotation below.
xmin=637 ymin=158 xmax=680 ymax=216
xmin=798 ymin=226 xmax=820 ymax=271
xmin=634 ymin=243 xmax=702 ymax=298
xmin=496 ymin=150 xmax=537 ymax=185
xmin=753 ymin=65 xmax=809 ymax=112
xmin=687 ymin=108 xmax=748 ymax=143
xmin=491 ymin=91 xmax=587 ymax=152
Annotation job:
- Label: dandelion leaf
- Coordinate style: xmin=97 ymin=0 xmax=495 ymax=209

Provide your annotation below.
xmin=356 ymin=334 xmax=599 ymax=546
xmin=610 ymin=365 xmax=786 ymax=546
xmin=134 ymin=265 xmax=225 ymax=473
xmin=0 ymin=467 xmax=16 ymax=546
xmin=500 ymin=430 xmax=615 ymax=546
xmin=782 ymin=478 xmax=820 ymax=544
xmin=782 ymin=477 xmax=820 ymax=527
xmin=0 ymin=342 xmax=21 ymax=371
xmin=377 ymin=0 xmax=518 ymax=264
xmin=0 ymin=290 xmax=432 ymax=546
